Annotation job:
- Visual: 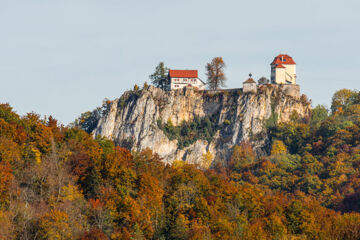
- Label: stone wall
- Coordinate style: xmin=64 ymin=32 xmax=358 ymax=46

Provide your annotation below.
xmin=258 ymin=84 xmax=300 ymax=99
xmin=280 ymin=84 xmax=300 ymax=99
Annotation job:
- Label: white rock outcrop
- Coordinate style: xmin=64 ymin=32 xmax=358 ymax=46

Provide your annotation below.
xmin=86 ymin=85 xmax=311 ymax=165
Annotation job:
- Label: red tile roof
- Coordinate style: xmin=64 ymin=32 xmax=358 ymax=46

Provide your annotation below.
xmin=169 ymin=70 xmax=198 ymax=78
xmin=243 ymin=78 xmax=256 ymax=84
xmin=271 ymin=54 xmax=296 ymax=65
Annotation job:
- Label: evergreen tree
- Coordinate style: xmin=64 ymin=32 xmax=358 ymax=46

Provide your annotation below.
xmin=149 ymin=62 xmax=169 ymax=90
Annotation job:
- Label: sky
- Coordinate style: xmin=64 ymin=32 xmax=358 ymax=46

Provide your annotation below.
xmin=0 ymin=0 xmax=359 ymax=125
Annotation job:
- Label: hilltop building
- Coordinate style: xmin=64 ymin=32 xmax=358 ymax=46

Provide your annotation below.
xmin=243 ymin=74 xmax=257 ymax=93
xmin=167 ymin=54 xmax=298 ymax=93
xmin=168 ymin=70 xmax=206 ymax=90
xmin=270 ymin=54 xmax=296 ymax=84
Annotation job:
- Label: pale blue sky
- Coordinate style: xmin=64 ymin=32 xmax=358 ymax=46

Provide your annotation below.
xmin=1 ymin=0 xmax=359 ymax=124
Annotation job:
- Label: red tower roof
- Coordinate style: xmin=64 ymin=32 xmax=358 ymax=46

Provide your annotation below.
xmin=169 ymin=70 xmax=198 ymax=78
xmin=243 ymin=78 xmax=256 ymax=84
xmin=271 ymin=54 xmax=296 ymax=65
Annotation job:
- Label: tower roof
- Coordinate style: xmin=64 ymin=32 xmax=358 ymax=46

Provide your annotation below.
xmin=243 ymin=78 xmax=256 ymax=84
xmin=271 ymin=54 xmax=296 ymax=65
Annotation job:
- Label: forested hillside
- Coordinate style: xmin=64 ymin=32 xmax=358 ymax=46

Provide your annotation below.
xmin=0 ymin=88 xmax=360 ymax=239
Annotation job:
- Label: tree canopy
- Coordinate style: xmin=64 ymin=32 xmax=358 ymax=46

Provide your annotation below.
xmin=205 ymin=57 xmax=226 ymax=90
xmin=258 ymin=76 xmax=270 ymax=85
xmin=1 ymin=88 xmax=360 ymax=239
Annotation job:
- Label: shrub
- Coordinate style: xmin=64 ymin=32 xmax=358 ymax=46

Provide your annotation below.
xmin=157 ymin=115 xmax=219 ymax=149
xmin=143 ymin=82 xmax=149 ymax=90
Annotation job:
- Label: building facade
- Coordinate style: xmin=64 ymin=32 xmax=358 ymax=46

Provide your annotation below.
xmin=168 ymin=70 xmax=206 ymax=90
xmin=243 ymin=75 xmax=257 ymax=93
xmin=270 ymin=54 xmax=296 ymax=84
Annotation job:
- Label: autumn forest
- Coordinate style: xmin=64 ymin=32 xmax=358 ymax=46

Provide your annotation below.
xmin=1 ymin=88 xmax=360 ymax=239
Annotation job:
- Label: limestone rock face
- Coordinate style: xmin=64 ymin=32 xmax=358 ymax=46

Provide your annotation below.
xmin=86 ymin=85 xmax=311 ymax=164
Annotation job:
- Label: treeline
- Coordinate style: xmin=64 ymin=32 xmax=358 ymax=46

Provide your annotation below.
xmin=228 ymin=89 xmax=360 ymax=212
xmin=0 ymin=88 xmax=359 ymax=239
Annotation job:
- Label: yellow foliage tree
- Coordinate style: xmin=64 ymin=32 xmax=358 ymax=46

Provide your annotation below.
xmin=38 ymin=210 xmax=72 ymax=240
xmin=172 ymin=160 xmax=185 ymax=168
xmin=201 ymin=151 xmax=214 ymax=169
xmin=271 ymin=140 xmax=287 ymax=155
xmin=31 ymin=147 xmax=41 ymax=165
xmin=60 ymin=184 xmax=84 ymax=202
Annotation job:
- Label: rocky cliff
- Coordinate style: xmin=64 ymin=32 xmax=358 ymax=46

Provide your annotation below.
xmin=81 ymin=85 xmax=311 ymax=165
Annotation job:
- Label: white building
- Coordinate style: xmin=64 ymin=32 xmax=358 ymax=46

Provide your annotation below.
xmin=270 ymin=54 xmax=296 ymax=84
xmin=168 ymin=70 xmax=206 ymax=90
xmin=243 ymin=74 xmax=257 ymax=93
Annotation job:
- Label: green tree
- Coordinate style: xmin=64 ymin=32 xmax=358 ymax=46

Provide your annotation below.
xmin=149 ymin=62 xmax=169 ymax=90
xmin=331 ymin=89 xmax=355 ymax=113
xmin=169 ymin=214 xmax=189 ymax=240
xmin=258 ymin=76 xmax=269 ymax=85
xmin=310 ymin=105 xmax=328 ymax=127
xmin=205 ymin=57 xmax=226 ymax=90
xmin=285 ymin=201 xmax=305 ymax=234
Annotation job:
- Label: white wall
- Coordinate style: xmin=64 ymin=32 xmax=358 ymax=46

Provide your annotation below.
xmin=275 ymin=68 xmax=286 ymax=84
xmin=283 ymin=64 xmax=296 ymax=84
xmin=272 ymin=64 xmax=296 ymax=84
xmin=170 ymin=77 xmax=205 ymax=90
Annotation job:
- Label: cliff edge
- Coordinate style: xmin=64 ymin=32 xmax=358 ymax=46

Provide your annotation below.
xmin=80 ymin=85 xmax=311 ymax=165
